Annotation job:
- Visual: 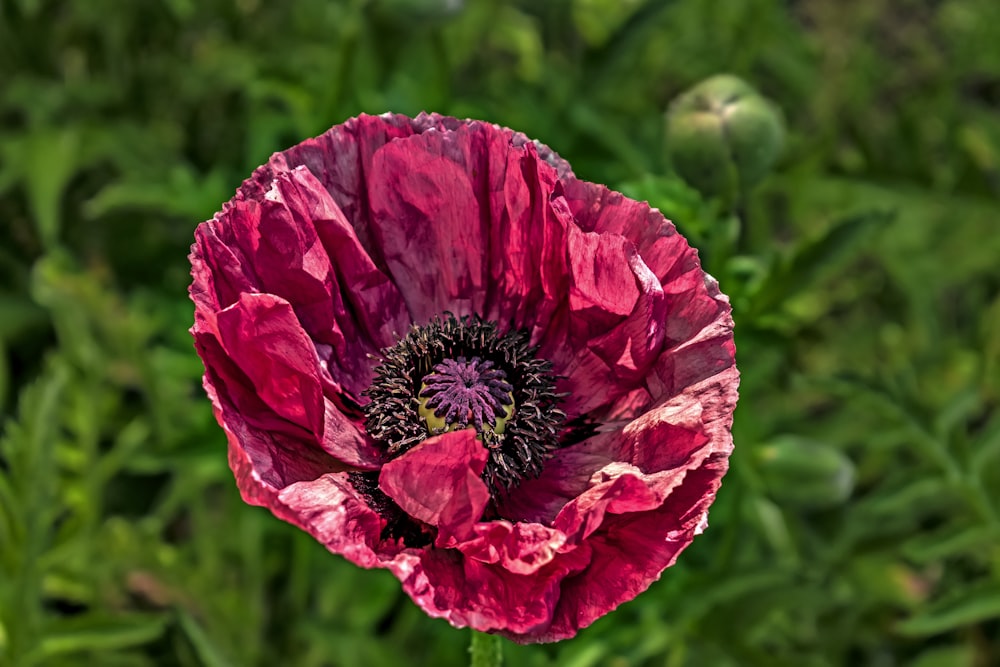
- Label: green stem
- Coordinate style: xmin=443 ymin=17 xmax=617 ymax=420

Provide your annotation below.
xmin=469 ymin=630 xmax=502 ymax=667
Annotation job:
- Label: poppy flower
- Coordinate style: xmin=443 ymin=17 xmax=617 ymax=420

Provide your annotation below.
xmin=189 ymin=113 xmax=738 ymax=643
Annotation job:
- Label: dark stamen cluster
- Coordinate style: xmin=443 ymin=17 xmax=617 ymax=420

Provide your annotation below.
xmin=363 ymin=314 xmax=565 ymax=495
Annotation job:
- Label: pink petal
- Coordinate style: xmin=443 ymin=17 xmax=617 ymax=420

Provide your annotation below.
xmin=539 ymin=224 xmax=667 ymax=419
xmin=505 ymin=366 xmax=737 ymax=527
xmin=189 ymin=222 xmax=255 ymax=314
xmin=451 ymin=520 xmax=569 ymax=575
xmin=266 ymin=117 xmax=577 ymax=339
xmin=201 ymin=340 xmax=348 ymax=492
xmin=241 ymin=113 xmax=571 ymax=253
xmin=310 ymin=176 xmax=410 ymax=352
xmin=275 ymin=473 xmax=389 ymax=568
xmin=201 ymin=166 xmax=409 ymax=399
xmin=366 ymin=126 xmax=489 ymax=321
xmin=526 ymin=464 xmax=723 ymax=643
xmin=567 ymin=228 xmax=640 ymax=332
xmin=402 ymin=545 xmax=589 ymax=637
xmin=211 ymin=292 xmax=381 ymax=469
xmin=215 ymin=293 xmax=325 ymax=434
xmin=247 ymin=172 xmax=339 ymax=345
xmin=562 ymin=179 xmax=692 ymax=285
xmin=378 ymin=430 xmax=490 ymax=543
xmin=224 ymin=407 xmax=349 ymax=493
xmin=649 ymin=281 xmax=738 ymax=402
xmin=498 ymin=433 xmax=620 ymax=525
xmin=481 ymin=137 xmax=570 ymax=337
xmin=270 ymin=167 xmax=411 ymax=356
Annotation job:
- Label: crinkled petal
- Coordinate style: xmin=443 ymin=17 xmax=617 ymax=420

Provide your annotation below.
xmin=275 ymin=473 xmax=389 ymax=568
xmin=498 ymin=432 xmax=620 ymax=525
xmin=249 ymin=171 xmax=339 ymax=344
xmin=504 ymin=363 xmax=737 ymax=530
xmin=190 ymin=222 xmax=256 ymax=314
xmin=282 ymin=118 xmax=575 ymax=341
xmin=366 ymin=126 xmax=490 ymax=321
xmin=362 ymin=123 xmax=583 ymax=330
xmin=309 ymin=174 xmax=410 ymax=352
xmin=215 ymin=293 xmax=325 ymax=434
xmin=209 ymin=292 xmax=382 ymax=469
xmin=562 ymin=179 xmax=691 ymax=285
xmin=400 ymin=540 xmax=590 ymax=637
xmin=540 ymin=224 xmax=668 ymax=418
xmin=450 ymin=520 xmax=569 ymax=575
xmin=568 ymin=228 xmax=640 ymax=331
xmin=525 ymin=460 xmax=726 ymax=643
xmin=200 ymin=166 xmax=408 ymax=399
xmin=241 ymin=113 xmax=571 ymax=253
xmin=649 ymin=276 xmax=738 ymax=402
xmin=481 ymin=135 xmax=571 ymax=337
xmin=379 ymin=430 xmax=490 ymax=544
xmin=196 ymin=324 xmax=353 ymax=507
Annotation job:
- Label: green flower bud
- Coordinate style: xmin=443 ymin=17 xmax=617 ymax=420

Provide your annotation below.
xmin=754 ymin=436 xmax=855 ymax=510
xmin=665 ymin=74 xmax=785 ymax=203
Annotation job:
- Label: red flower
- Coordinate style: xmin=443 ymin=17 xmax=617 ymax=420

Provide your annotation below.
xmin=189 ymin=113 xmax=737 ymax=643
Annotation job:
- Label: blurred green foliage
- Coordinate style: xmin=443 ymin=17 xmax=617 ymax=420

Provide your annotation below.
xmin=1 ymin=0 xmax=999 ymax=665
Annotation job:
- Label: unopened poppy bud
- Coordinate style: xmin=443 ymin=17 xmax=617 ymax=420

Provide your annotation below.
xmin=754 ymin=436 xmax=855 ymax=510
xmin=665 ymin=74 xmax=784 ymax=203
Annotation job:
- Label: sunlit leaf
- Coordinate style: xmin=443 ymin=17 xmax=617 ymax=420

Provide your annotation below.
xmin=750 ymin=208 xmax=895 ymax=318
xmin=897 ymin=583 xmax=1000 ymax=637
xmin=33 ymin=614 xmax=169 ymax=659
xmin=177 ymin=610 xmax=237 ymax=667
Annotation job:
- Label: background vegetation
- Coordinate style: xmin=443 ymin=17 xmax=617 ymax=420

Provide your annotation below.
xmin=2 ymin=0 xmax=999 ymax=665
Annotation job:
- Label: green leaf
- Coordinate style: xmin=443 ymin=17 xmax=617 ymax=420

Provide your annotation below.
xmin=177 ymin=610 xmax=236 ymax=667
xmin=83 ymin=165 xmax=230 ymax=221
xmin=679 ymin=568 xmax=794 ymax=623
xmin=33 ymin=613 xmax=170 ymax=659
xmin=971 ymin=411 xmax=1000 ymax=472
xmin=750 ymin=208 xmax=895 ymax=317
xmin=754 ymin=436 xmax=855 ymax=510
xmin=897 ymin=582 xmax=1000 ymax=637
xmin=0 ymin=366 xmax=68 ymax=655
xmin=556 ymin=641 xmax=610 ymax=667
xmin=0 ymin=295 xmax=47 ymax=341
xmin=902 ymin=522 xmax=1000 ymax=564
xmin=749 ymin=495 xmax=798 ymax=562
xmin=860 ymin=476 xmax=957 ymax=520
xmin=910 ymin=645 xmax=976 ymax=667
xmin=571 ymin=0 xmax=646 ymax=47
xmin=0 ymin=340 xmax=7 ymax=413
xmin=568 ymin=104 xmax=653 ymax=178
xmin=0 ymin=127 xmax=109 ymax=250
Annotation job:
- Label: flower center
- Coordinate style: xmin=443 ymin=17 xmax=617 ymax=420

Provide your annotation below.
xmin=363 ymin=314 xmax=565 ymax=495
xmin=417 ymin=357 xmax=515 ymax=443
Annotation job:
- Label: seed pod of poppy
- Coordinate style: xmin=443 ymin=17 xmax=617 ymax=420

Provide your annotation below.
xmin=754 ymin=436 xmax=855 ymax=510
xmin=665 ymin=74 xmax=784 ymax=205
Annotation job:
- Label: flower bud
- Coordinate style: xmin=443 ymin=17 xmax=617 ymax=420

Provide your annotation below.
xmin=754 ymin=436 xmax=855 ymax=510
xmin=665 ymin=74 xmax=784 ymax=203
